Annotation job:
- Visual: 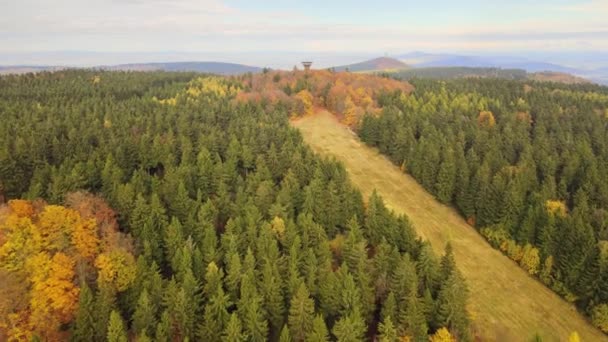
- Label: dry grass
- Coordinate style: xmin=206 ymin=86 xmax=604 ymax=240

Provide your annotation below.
xmin=292 ymin=110 xmax=607 ymax=342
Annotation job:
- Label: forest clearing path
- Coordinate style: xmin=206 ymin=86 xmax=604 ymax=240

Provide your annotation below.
xmin=292 ymin=110 xmax=606 ymax=341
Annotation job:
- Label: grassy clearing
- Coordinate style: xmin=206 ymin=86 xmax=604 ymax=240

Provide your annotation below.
xmin=292 ymin=110 xmax=606 ymax=341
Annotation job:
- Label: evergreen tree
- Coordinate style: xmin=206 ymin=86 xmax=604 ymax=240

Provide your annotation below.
xmin=288 ymin=283 xmax=315 ymax=341
xmin=223 ymin=313 xmax=247 ymax=342
xmin=155 ymin=311 xmax=171 ymax=342
xmin=434 ymin=271 xmax=470 ymax=341
xmin=377 ymin=315 xmax=398 ymax=342
xmin=401 ymin=292 xmax=428 ymax=342
xmin=107 ymin=311 xmax=127 ymax=342
xmin=435 ymin=148 xmax=456 ymax=203
xmin=280 ymin=325 xmax=293 ymax=342
xmin=133 ymin=289 xmax=156 ymax=337
xmin=306 ymin=315 xmax=330 ymax=342
xmin=331 ymin=308 xmax=366 ymax=342
xmin=71 ymin=283 xmax=96 ymax=342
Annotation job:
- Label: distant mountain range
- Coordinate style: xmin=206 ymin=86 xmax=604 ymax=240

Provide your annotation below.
xmin=396 ymin=52 xmax=608 ymax=85
xmin=103 ymin=61 xmax=261 ymax=74
xmin=390 ymin=66 xmax=592 ymax=85
xmin=1 ymin=52 xmax=607 ymax=85
xmin=332 ymin=57 xmax=408 ymax=72
xmin=0 ymin=61 xmax=261 ymax=75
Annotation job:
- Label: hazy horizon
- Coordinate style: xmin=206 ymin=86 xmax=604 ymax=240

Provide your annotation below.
xmin=2 ymin=0 xmax=607 ymax=68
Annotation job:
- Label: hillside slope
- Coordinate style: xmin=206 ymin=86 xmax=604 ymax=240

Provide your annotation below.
xmin=293 ymin=110 xmax=607 ymax=341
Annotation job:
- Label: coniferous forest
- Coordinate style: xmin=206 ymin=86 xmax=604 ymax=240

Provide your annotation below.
xmin=0 ymin=71 xmax=469 ymax=341
xmin=359 ymin=78 xmax=608 ymax=332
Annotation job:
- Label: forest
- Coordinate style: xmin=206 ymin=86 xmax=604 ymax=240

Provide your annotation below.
xmin=387 ymin=67 xmax=528 ymax=81
xmin=0 ymin=71 xmax=469 ymax=341
xmin=358 ymin=77 xmax=608 ymax=333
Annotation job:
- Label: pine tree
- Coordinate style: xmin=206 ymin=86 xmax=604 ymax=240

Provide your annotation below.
xmin=435 ymin=148 xmax=456 ymax=204
xmin=380 ymin=292 xmax=397 ymax=324
xmin=280 ymin=325 xmax=293 ymax=342
xmin=261 ymin=261 xmax=286 ymax=334
xmin=107 ymin=310 xmax=127 ymax=342
xmin=416 ymin=242 xmax=439 ymax=292
xmin=331 ymin=308 xmax=366 ymax=342
xmin=198 ymin=286 xmax=231 ymax=341
xmin=239 ymin=277 xmax=269 ymax=342
xmin=94 ymin=288 xmax=117 ymax=342
xmin=223 ymin=313 xmax=247 ymax=342
xmin=133 ymin=289 xmax=156 ymax=337
xmin=401 ymin=292 xmax=428 ymax=342
xmin=377 ymin=315 xmax=398 ymax=342
xmin=155 ymin=310 xmax=171 ymax=342
xmin=289 ymin=283 xmax=316 ymax=341
xmin=72 ymin=283 xmax=96 ymax=342
xmin=434 ymin=271 xmax=470 ymax=341
xmin=306 ymin=315 xmax=330 ymax=342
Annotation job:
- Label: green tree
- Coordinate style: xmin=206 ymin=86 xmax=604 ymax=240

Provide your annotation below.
xmin=289 ymin=283 xmax=316 ymax=341
xmin=71 ymin=283 xmax=96 ymax=342
xmin=435 ymin=148 xmax=456 ymax=203
xmin=223 ymin=313 xmax=247 ymax=342
xmin=107 ymin=310 xmax=127 ymax=342
xmin=306 ymin=315 xmax=330 ymax=342
xmin=133 ymin=289 xmax=156 ymax=337
xmin=377 ymin=315 xmax=398 ymax=342
xmin=331 ymin=309 xmax=366 ymax=342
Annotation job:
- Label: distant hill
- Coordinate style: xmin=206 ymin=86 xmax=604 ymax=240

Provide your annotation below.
xmin=0 ymin=65 xmax=66 ymax=75
xmin=332 ymin=57 xmax=408 ymax=72
xmin=396 ymin=52 xmax=581 ymax=74
xmin=389 ymin=66 xmax=592 ymax=85
xmin=529 ymin=71 xmax=590 ymax=84
xmin=0 ymin=61 xmax=262 ymax=76
xmin=392 ymin=67 xmax=528 ymax=81
xmin=104 ymin=61 xmax=262 ymax=74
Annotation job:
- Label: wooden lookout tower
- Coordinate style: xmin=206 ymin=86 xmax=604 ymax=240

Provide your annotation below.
xmin=302 ymin=61 xmax=312 ymax=71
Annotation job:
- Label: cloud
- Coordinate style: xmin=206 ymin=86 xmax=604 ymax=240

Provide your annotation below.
xmin=558 ymin=0 xmax=608 ymax=13
xmin=1 ymin=0 xmax=607 ymax=56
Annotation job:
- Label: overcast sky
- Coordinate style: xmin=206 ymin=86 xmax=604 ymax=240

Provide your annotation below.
xmin=1 ymin=0 xmax=607 ymax=66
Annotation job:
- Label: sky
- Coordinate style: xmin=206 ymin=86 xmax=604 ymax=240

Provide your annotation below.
xmin=1 ymin=0 xmax=607 ymax=67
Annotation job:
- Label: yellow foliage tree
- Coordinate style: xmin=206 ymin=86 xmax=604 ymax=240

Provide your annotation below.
xmin=519 ymin=244 xmax=540 ymax=275
xmin=95 ymin=249 xmax=136 ymax=292
xmin=38 ymin=205 xmax=80 ymax=251
xmin=546 ymin=200 xmax=568 ymax=217
xmin=0 ymin=215 xmax=42 ymax=272
xmin=0 ymin=196 xmax=135 ymax=340
xmin=568 ymin=331 xmax=580 ymax=342
xmin=343 ymin=95 xmax=359 ymax=127
xmin=429 ymin=328 xmax=456 ymax=342
xmin=294 ymin=89 xmax=314 ymax=116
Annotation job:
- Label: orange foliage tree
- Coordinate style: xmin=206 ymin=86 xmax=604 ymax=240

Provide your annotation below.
xmin=0 ymin=193 xmax=134 ymax=341
xmin=234 ymin=69 xmax=412 ymax=127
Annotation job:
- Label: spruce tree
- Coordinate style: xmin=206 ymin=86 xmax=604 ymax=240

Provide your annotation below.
xmin=71 ymin=283 xmax=96 ymax=342
xmin=434 ymin=271 xmax=470 ymax=341
xmin=288 ymin=283 xmax=316 ymax=341
xmin=223 ymin=313 xmax=247 ymax=342
xmin=107 ymin=311 xmax=127 ymax=342
xmin=133 ymin=289 xmax=156 ymax=337
xmin=435 ymin=148 xmax=456 ymax=204
xmin=155 ymin=310 xmax=171 ymax=342
xmin=331 ymin=308 xmax=366 ymax=342
xmin=306 ymin=315 xmax=330 ymax=342
xmin=377 ymin=315 xmax=398 ymax=342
